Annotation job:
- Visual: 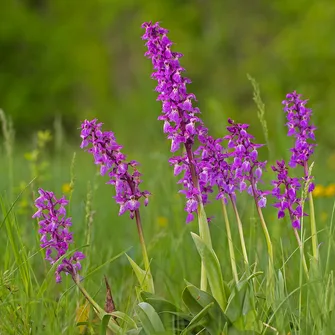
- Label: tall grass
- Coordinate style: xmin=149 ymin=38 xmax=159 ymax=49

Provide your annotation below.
xmin=0 ymin=90 xmax=334 ymax=334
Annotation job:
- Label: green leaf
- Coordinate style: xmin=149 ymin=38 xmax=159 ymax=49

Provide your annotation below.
xmin=140 ymin=291 xmax=181 ymax=312
xmin=135 ymin=302 xmax=166 ymax=334
xmin=110 ymin=311 xmax=138 ymax=329
xmin=100 ymin=314 xmax=112 ymax=335
xmin=126 ymin=254 xmax=154 ymax=294
xmin=140 ymin=291 xmax=188 ymax=328
xmin=182 ymin=284 xmax=229 ymax=334
xmin=180 ymin=302 xmax=214 ymax=335
xmin=191 ymin=233 xmax=227 ymax=310
xmin=226 ymin=273 xmax=263 ymax=332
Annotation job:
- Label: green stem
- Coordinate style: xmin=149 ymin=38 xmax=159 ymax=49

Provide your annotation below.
xmin=250 ymin=179 xmax=275 ymax=303
xmin=294 ymin=229 xmax=309 ymax=279
xmin=255 ymin=199 xmax=273 ymax=268
xmin=250 ymin=179 xmax=273 ymax=267
xmin=134 ymin=209 xmax=154 ymax=293
xmin=253 ymin=195 xmax=275 ymax=303
xmin=308 ymin=192 xmax=318 ymax=261
xmin=221 ymin=199 xmax=239 ymax=283
xmin=198 ymin=201 xmax=212 ymax=291
xmin=230 ymin=196 xmax=249 ymax=268
xmin=185 ymin=143 xmax=213 ymax=291
xmin=304 ymin=162 xmax=318 ymax=261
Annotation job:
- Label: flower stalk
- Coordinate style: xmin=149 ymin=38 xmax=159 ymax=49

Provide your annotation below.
xmin=251 ymin=178 xmax=273 ymax=267
xmin=80 ymin=119 xmax=154 ymax=292
xmin=142 ymin=21 xmax=213 ymax=290
xmin=221 ymin=199 xmax=239 ymax=283
xmin=230 ymin=195 xmax=249 ymax=268
xmin=305 ymin=162 xmax=318 ymax=261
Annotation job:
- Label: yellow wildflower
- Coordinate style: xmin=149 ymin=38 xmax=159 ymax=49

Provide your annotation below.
xmin=157 ymin=216 xmax=168 ymax=228
xmin=325 ymin=184 xmax=335 ymax=197
xmin=312 ymin=184 xmax=325 ymax=197
xmin=62 ymin=183 xmax=72 ymax=194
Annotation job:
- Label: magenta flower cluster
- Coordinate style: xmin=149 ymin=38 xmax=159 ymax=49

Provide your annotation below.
xmin=283 ymin=91 xmax=316 ymax=170
xmin=271 ymin=160 xmax=305 ymax=229
xmin=224 ymin=119 xmax=268 ymax=207
xmin=271 ymin=92 xmax=316 ymax=228
xmin=142 ymin=22 xmax=269 ymax=222
xmin=143 ymin=22 xmax=317 ymax=229
xmin=142 ymin=22 xmax=208 ymax=152
xmin=32 ymin=189 xmax=85 ymax=283
xmin=142 ymin=21 xmax=209 ymax=222
xmin=196 ymin=121 xmax=268 ymax=208
xmin=80 ymin=119 xmax=150 ymax=219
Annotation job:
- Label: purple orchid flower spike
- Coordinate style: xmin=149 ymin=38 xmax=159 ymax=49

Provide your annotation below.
xmin=142 ymin=21 xmax=210 ymax=222
xmin=81 ymin=119 xmax=154 ymax=291
xmin=282 ymin=91 xmax=316 ymax=191
xmin=271 ymin=160 xmax=307 ymax=229
xmin=33 ymin=189 xmax=85 ymax=283
xmin=80 ymin=119 xmax=150 ymax=219
xmin=223 ymin=118 xmax=269 ymax=208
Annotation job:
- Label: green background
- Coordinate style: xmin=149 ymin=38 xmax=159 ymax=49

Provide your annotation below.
xmin=1 ymin=0 xmax=335 ymax=153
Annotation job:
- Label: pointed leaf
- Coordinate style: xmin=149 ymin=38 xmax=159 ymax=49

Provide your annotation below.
xmin=100 ymin=314 xmax=112 ymax=335
xmin=191 ymin=233 xmax=227 ymax=310
xmin=110 ymin=311 xmax=138 ymax=329
xmin=135 ymin=302 xmax=165 ymax=334
xmin=226 ymin=273 xmax=263 ymax=332
xmin=126 ymin=254 xmax=154 ymax=294
xmin=140 ymin=291 xmax=181 ymax=312
xmin=182 ymin=284 xmax=229 ymax=333
xmin=180 ymin=302 xmax=214 ymax=335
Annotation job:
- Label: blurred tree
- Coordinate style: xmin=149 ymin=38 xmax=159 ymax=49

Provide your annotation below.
xmin=0 ymin=0 xmax=334 ymax=152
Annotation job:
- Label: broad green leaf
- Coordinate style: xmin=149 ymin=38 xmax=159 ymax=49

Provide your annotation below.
xmin=191 ymin=233 xmax=227 ymax=310
xmin=157 ymin=311 xmax=192 ymax=331
xmin=140 ymin=291 xmax=181 ymax=312
xmin=126 ymin=254 xmax=154 ymax=294
xmin=181 ymin=302 xmax=214 ymax=335
xmin=110 ymin=311 xmax=138 ymax=329
xmin=100 ymin=314 xmax=112 ymax=335
xmin=135 ymin=302 xmax=165 ymax=334
xmin=182 ymin=284 xmax=229 ymax=334
xmin=226 ymin=273 xmax=262 ymax=332
xmin=140 ymin=291 xmax=186 ymax=328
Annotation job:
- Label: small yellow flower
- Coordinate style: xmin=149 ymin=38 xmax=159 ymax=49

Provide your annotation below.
xmin=157 ymin=216 xmax=168 ymax=228
xmin=62 ymin=183 xmax=72 ymax=194
xmin=325 ymin=184 xmax=335 ymax=197
xmin=312 ymin=184 xmax=325 ymax=197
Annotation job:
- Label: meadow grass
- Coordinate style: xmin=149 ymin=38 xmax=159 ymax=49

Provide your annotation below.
xmin=0 ymin=117 xmax=334 ymax=334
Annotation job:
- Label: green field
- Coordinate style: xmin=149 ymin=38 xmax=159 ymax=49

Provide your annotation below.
xmin=1 ymin=104 xmax=335 ymax=334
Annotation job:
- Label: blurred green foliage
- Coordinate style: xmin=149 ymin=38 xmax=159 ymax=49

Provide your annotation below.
xmin=1 ymin=0 xmax=335 ymax=152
